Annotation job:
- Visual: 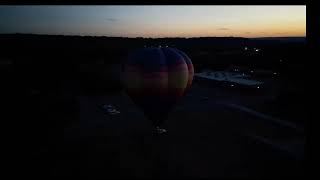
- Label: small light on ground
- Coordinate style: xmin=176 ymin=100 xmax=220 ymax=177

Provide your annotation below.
xmin=257 ymin=86 xmax=260 ymax=89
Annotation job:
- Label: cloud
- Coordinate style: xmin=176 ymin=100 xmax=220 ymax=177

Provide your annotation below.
xmin=217 ymin=28 xmax=230 ymax=31
xmin=106 ymin=18 xmax=117 ymax=22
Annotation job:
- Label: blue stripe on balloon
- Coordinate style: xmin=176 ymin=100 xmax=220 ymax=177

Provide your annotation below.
xmin=127 ymin=48 xmax=168 ymax=73
xmin=175 ymin=49 xmax=192 ymax=65
xmin=161 ymin=48 xmax=186 ymax=67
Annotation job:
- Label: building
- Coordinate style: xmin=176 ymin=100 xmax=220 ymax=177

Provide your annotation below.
xmin=194 ymin=70 xmax=264 ymax=90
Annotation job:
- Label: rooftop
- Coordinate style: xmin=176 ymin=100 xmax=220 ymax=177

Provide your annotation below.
xmin=195 ymin=71 xmax=264 ymax=86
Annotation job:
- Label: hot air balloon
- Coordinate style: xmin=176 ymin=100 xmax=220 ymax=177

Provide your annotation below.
xmin=123 ymin=47 xmax=194 ymax=133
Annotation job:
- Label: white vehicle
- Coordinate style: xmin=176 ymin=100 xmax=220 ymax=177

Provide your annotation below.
xmin=102 ymin=104 xmax=120 ymax=115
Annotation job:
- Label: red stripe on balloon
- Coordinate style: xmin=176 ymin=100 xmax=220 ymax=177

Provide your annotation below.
xmin=168 ymin=61 xmax=188 ymax=71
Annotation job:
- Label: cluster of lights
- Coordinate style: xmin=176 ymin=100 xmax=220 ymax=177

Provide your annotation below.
xmin=230 ymin=84 xmax=261 ymax=89
xmin=230 ymin=84 xmax=260 ymax=89
xmin=244 ymin=47 xmax=261 ymax=52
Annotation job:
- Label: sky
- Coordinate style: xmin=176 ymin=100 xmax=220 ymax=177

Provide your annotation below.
xmin=0 ymin=6 xmax=306 ymax=38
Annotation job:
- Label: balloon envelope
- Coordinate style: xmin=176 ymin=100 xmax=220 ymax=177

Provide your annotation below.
xmin=123 ymin=47 xmax=194 ymax=126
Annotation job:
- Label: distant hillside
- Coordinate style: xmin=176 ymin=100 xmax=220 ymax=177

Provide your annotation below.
xmin=0 ymin=34 xmax=305 ymax=59
xmin=252 ymin=37 xmax=306 ymax=43
xmin=0 ymin=33 xmax=250 ymax=48
xmin=0 ymin=34 xmax=306 ymax=47
xmin=0 ymin=34 xmax=250 ymax=64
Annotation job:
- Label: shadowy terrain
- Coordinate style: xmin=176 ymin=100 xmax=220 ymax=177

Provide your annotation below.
xmin=1 ymin=34 xmax=306 ymax=178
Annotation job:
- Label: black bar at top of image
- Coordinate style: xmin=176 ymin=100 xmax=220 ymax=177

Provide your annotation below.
xmin=0 ymin=0 xmax=307 ymax=5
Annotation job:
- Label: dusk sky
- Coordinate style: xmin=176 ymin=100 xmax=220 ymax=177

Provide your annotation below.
xmin=0 ymin=6 xmax=306 ymax=38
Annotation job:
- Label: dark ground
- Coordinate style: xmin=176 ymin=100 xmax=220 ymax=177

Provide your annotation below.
xmin=1 ymin=34 xmax=306 ymax=178
xmin=17 ymin=81 xmax=304 ymax=179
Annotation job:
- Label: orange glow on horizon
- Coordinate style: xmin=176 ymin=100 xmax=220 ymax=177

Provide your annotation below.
xmin=1 ymin=6 xmax=305 ymax=38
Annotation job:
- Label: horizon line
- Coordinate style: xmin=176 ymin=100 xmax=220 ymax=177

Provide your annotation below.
xmin=0 ymin=33 xmax=306 ymax=39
